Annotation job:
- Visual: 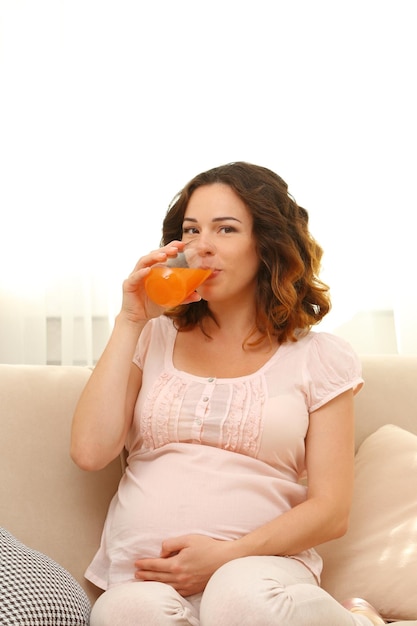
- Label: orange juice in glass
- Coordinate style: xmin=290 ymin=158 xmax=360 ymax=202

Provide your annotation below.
xmin=144 ymin=245 xmax=212 ymax=308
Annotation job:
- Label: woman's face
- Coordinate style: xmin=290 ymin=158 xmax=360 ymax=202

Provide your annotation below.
xmin=182 ymin=183 xmax=260 ymax=305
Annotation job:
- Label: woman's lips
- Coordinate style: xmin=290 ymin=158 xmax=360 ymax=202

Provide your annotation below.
xmin=205 ymin=269 xmax=219 ymax=279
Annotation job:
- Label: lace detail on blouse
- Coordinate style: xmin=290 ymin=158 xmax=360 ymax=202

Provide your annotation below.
xmin=222 ymin=379 xmax=265 ymax=456
xmin=139 ymin=371 xmax=266 ymax=459
xmin=140 ymin=372 xmax=188 ymax=450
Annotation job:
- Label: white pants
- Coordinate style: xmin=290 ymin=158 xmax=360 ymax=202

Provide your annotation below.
xmin=89 ymin=556 xmax=374 ymax=626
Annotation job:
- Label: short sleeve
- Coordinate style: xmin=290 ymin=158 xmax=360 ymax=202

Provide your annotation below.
xmin=305 ymin=332 xmax=364 ymax=412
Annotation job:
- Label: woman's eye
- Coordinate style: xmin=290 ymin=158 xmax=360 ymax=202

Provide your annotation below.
xmin=182 ymin=226 xmax=199 ymax=235
xmin=219 ymin=225 xmax=236 ymax=234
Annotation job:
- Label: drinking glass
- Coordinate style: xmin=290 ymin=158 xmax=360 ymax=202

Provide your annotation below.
xmin=144 ymin=243 xmax=213 ymax=308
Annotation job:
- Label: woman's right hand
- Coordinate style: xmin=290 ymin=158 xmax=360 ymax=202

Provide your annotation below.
xmin=121 ymin=242 xmax=182 ymax=323
xmin=120 ymin=241 xmax=201 ymax=323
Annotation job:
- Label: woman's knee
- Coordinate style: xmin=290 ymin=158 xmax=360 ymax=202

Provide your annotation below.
xmin=200 ymin=557 xmax=368 ymax=626
xmin=90 ymin=583 xmax=153 ymax=626
xmin=90 ymin=581 xmax=200 ymax=626
xmin=200 ymin=556 xmax=318 ymax=626
xmin=203 ymin=555 xmax=314 ymax=595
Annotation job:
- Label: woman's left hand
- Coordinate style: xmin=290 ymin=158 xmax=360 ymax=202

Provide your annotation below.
xmin=134 ymin=534 xmax=236 ymax=596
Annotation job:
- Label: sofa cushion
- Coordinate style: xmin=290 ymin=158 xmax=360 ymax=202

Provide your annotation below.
xmin=317 ymin=424 xmax=417 ymax=622
xmin=0 ymin=528 xmax=91 ymax=625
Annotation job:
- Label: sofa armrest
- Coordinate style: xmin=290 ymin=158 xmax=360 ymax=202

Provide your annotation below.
xmin=0 ymin=364 xmax=123 ymax=602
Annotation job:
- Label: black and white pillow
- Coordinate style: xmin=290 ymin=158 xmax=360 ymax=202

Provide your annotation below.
xmin=0 ymin=527 xmax=90 ymax=625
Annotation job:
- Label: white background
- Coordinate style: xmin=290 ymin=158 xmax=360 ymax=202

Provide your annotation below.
xmin=1 ymin=0 xmax=415 ymax=354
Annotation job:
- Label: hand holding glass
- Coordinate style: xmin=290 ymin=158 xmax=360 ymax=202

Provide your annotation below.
xmin=144 ymin=243 xmax=213 ymax=308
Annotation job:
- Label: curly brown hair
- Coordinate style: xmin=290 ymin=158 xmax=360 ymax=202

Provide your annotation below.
xmin=162 ymin=161 xmax=331 ymax=345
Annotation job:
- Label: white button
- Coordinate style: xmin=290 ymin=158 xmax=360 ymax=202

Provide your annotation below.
xmin=203 ymin=396 xmax=209 ymax=402
xmin=208 ymin=377 xmax=214 ymax=382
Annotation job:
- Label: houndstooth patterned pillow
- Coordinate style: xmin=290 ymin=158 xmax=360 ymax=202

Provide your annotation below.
xmin=0 ymin=527 xmax=90 ymax=625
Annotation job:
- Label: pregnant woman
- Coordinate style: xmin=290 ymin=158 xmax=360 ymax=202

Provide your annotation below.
xmin=71 ymin=162 xmax=385 ymax=625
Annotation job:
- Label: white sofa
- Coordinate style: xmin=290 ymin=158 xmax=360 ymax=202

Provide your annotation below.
xmin=0 ymin=357 xmax=416 ymax=623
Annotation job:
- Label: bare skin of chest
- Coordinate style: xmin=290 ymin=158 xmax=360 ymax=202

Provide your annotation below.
xmin=173 ymin=327 xmax=278 ymax=378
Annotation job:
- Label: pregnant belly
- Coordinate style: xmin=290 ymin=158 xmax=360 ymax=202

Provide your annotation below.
xmin=102 ymin=443 xmax=305 ymax=587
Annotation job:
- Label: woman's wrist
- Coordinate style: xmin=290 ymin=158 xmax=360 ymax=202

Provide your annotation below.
xmin=115 ymin=310 xmax=149 ymax=329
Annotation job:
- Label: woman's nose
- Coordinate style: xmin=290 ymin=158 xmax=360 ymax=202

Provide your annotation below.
xmin=192 ymin=236 xmax=216 ymax=256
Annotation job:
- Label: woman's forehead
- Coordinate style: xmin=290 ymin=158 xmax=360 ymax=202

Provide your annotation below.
xmin=184 ymin=183 xmax=251 ymax=222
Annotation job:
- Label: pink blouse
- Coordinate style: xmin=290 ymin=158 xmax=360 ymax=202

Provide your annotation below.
xmin=85 ymin=316 xmax=363 ymax=590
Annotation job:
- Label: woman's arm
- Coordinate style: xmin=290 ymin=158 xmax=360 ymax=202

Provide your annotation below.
xmin=70 ymin=317 xmax=144 ymax=472
xmin=233 ymin=388 xmax=356 ymax=556
xmin=71 ymin=242 xmax=189 ymax=471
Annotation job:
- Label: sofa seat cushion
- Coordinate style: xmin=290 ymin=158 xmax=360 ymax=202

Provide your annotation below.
xmin=317 ymin=424 xmax=417 ymax=622
xmin=0 ymin=528 xmax=91 ymax=625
